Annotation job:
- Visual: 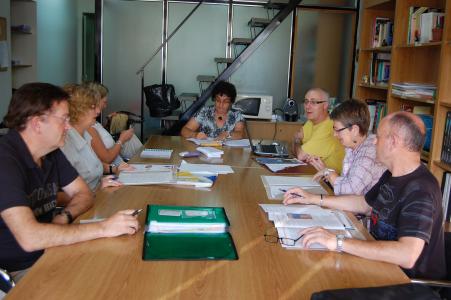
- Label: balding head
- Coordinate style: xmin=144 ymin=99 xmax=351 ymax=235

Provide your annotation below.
xmin=304 ymin=88 xmax=330 ymax=124
xmin=385 ymin=112 xmax=426 ymax=152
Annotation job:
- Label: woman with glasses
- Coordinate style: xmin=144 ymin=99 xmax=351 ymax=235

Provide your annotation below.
xmin=181 ymin=81 xmax=245 ymax=140
xmin=60 ymin=84 xmax=131 ymax=191
xmin=309 ymin=99 xmax=386 ymax=195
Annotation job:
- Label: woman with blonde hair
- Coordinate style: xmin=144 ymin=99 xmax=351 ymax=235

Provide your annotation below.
xmin=60 ymin=84 xmax=130 ymax=191
xmin=85 ymin=82 xmax=142 ymax=165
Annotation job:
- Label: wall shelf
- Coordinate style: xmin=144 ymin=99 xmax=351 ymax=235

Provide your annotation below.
xmin=358 ymin=83 xmax=389 ymax=90
xmin=391 ymin=94 xmax=435 ymax=105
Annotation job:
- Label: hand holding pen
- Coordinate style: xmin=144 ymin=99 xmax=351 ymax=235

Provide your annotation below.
xmin=282 ymin=187 xmax=315 ymax=206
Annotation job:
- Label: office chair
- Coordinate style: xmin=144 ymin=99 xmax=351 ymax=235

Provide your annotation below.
xmin=0 ymin=268 xmax=15 ymax=294
xmin=310 ymin=232 xmax=451 ymax=300
xmin=143 ymin=84 xmax=180 ymax=118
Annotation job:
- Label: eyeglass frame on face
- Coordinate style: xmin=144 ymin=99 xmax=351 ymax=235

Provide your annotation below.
xmin=303 ymin=99 xmax=327 ymax=106
xmin=43 ymin=113 xmax=70 ymax=124
xmin=264 ymin=231 xmax=304 ymax=246
xmin=333 ymin=125 xmax=352 ymax=133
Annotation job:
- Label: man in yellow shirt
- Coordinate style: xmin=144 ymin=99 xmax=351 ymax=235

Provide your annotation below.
xmin=293 ymin=88 xmax=345 ymax=173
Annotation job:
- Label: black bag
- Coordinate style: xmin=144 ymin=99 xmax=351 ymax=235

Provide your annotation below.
xmin=143 ymin=84 xmax=180 ymax=118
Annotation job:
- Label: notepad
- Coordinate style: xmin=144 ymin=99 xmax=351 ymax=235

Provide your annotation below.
xmin=140 ymin=148 xmax=173 ymax=159
xmin=196 ymin=146 xmax=224 ymax=158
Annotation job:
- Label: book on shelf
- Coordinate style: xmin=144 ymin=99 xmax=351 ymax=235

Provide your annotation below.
xmin=442 ymin=173 xmax=451 ymax=222
xmin=372 ymin=17 xmax=393 ymax=48
xmin=143 ymin=205 xmax=238 ymax=260
xmin=407 ymin=7 xmax=444 ymax=44
xmin=441 ymin=111 xmax=451 ymax=165
xmin=369 ymin=53 xmax=391 ymax=85
xmin=366 ymin=99 xmax=387 ymax=133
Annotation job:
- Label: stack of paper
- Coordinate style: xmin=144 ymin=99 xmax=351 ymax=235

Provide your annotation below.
xmin=179 ymin=160 xmax=233 ymax=175
xmin=175 ymin=171 xmax=216 ymax=188
xmin=197 ymin=146 xmax=224 ymax=158
xmin=140 ymin=148 xmax=173 ymax=159
xmin=259 ymin=204 xmax=357 ymax=250
xmin=261 ymin=175 xmax=327 ymax=200
xmin=118 ymin=170 xmax=174 ymax=185
xmin=223 ymin=139 xmax=250 ymax=148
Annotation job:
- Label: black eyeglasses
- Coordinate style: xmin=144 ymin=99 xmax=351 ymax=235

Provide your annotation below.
xmin=333 ymin=125 xmax=351 ymax=133
xmin=264 ymin=231 xmax=304 ymax=246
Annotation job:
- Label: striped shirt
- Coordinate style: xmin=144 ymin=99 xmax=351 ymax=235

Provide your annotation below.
xmin=333 ymin=134 xmax=386 ymax=195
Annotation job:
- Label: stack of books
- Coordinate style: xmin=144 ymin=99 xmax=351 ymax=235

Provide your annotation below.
xmin=143 ymin=205 xmax=238 ymax=260
xmin=391 ymin=82 xmax=436 ymax=100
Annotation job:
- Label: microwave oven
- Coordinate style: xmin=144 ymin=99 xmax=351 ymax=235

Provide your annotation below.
xmin=232 ymin=94 xmax=273 ymax=120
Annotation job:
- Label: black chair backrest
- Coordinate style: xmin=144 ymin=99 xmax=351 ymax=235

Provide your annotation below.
xmin=143 ymin=84 xmax=180 ymax=118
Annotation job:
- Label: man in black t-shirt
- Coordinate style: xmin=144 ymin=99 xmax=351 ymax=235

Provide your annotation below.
xmin=0 ymin=83 xmax=140 ymax=284
xmin=283 ymin=111 xmax=445 ymax=280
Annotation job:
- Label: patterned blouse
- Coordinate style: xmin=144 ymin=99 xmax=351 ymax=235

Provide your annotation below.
xmin=194 ymin=106 xmax=244 ymax=138
xmin=333 ymin=134 xmax=387 ymax=195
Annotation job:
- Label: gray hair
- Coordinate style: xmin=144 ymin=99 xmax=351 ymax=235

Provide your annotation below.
xmin=387 ymin=112 xmax=426 ymax=152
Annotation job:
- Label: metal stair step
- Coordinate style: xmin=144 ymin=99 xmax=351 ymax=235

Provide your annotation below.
xmin=214 ymin=57 xmax=234 ymax=64
xmin=230 ymin=38 xmax=253 ymax=45
xmin=265 ymin=0 xmax=289 ymax=9
xmin=196 ymin=75 xmax=216 ymax=82
xmin=248 ymin=17 xmax=271 ymax=27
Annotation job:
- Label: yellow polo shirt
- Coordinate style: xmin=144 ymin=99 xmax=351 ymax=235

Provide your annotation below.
xmin=301 ymin=118 xmax=345 ymax=174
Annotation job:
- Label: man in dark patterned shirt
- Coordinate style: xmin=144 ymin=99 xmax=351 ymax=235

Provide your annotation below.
xmin=283 ymin=111 xmax=445 ymax=279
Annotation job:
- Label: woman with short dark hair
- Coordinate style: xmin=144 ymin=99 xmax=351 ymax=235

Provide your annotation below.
xmin=310 ymin=99 xmax=386 ymax=195
xmin=181 ymin=81 xmax=244 ymax=140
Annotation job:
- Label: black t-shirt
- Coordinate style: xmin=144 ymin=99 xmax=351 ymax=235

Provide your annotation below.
xmin=0 ymin=130 xmax=78 ymax=272
xmin=365 ymin=164 xmax=446 ymax=279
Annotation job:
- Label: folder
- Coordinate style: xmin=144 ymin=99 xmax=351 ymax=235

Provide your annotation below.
xmin=143 ymin=205 xmax=238 ymax=260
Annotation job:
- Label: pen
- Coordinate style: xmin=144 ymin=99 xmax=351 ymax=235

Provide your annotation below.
xmin=280 ymin=189 xmax=303 ymax=198
xmin=131 ymin=208 xmax=143 ymax=216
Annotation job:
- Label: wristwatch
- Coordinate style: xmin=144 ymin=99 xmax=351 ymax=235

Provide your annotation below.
xmin=336 ymin=234 xmax=345 ymax=252
xmin=324 ymin=168 xmax=335 ymax=177
xmin=59 ymin=209 xmax=74 ymax=224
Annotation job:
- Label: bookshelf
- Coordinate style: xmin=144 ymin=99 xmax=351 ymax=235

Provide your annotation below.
xmin=10 ymin=0 xmax=36 ymax=89
xmin=356 ymin=0 xmax=451 ymax=184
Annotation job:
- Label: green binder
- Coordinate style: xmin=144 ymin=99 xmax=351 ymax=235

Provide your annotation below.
xmin=143 ymin=205 xmax=238 ymax=260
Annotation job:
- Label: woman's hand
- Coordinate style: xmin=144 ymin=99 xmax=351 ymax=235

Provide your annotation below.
xmin=119 ymin=128 xmax=134 ymax=143
xmin=117 ymin=162 xmax=135 ymax=173
xmin=195 ymin=132 xmax=208 ymax=139
xmin=283 ymin=187 xmax=318 ymax=205
xmin=296 ymin=149 xmax=311 ymax=162
xmin=307 ymin=156 xmax=326 ymax=171
xmin=216 ymin=131 xmax=229 ymax=141
xmin=101 ymin=175 xmax=123 ymax=189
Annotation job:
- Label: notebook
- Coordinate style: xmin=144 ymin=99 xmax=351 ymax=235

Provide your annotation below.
xmin=244 ymin=121 xmax=289 ymax=157
xmin=140 ymin=148 xmax=173 ymax=159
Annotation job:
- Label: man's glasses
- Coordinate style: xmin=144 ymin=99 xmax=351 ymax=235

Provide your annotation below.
xmin=303 ymin=99 xmax=327 ymax=105
xmin=333 ymin=125 xmax=351 ymax=133
xmin=45 ymin=114 xmax=70 ymax=124
xmin=264 ymin=230 xmax=304 ymax=246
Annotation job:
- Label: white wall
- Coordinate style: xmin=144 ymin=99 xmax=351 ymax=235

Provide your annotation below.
xmin=37 ymin=0 xmax=77 ymax=85
xmin=0 ymin=0 xmax=12 ymax=120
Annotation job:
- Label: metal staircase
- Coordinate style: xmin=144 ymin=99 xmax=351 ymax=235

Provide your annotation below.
xmin=164 ymin=0 xmax=303 ymax=135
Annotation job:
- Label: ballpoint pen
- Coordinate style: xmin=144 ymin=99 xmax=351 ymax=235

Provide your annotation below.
xmin=279 ymin=189 xmax=303 ymax=198
xmin=131 ymin=208 xmax=143 ymax=216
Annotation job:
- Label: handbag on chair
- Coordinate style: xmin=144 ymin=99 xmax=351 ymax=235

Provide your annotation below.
xmin=143 ymin=84 xmax=180 ymax=118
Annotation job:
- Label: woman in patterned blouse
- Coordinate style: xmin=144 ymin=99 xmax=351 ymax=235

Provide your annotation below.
xmin=181 ymin=81 xmax=245 ymax=140
xmin=309 ymin=99 xmax=386 ymax=195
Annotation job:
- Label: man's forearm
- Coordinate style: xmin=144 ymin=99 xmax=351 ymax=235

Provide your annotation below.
xmin=64 ymin=190 xmax=94 ymax=219
xmin=321 ymin=194 xmax=371 ymax=215
xmin=341 ymin=238 xmax=423 ymax=269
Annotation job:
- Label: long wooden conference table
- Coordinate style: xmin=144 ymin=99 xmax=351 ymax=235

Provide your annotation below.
xmin=6 ymin=136 xmax=409 ymax=299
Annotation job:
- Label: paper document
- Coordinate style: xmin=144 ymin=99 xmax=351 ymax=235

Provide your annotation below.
xmin=118 ymin=170 xmax=174 ymax=185
xmin=179 ymin=160 xmax=234 ymax=175
xmin=175 ymin=171 xmax=216 ymax=188
xmin=223 ymin=139 xmax=250 ymax=148
xmin=196 ymin=146 xmax=224 ymax=158
xmin=261 ymin=176 xmax=327 ymax=200
xmin=121 ymin=164 xmax=174 ymax=173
